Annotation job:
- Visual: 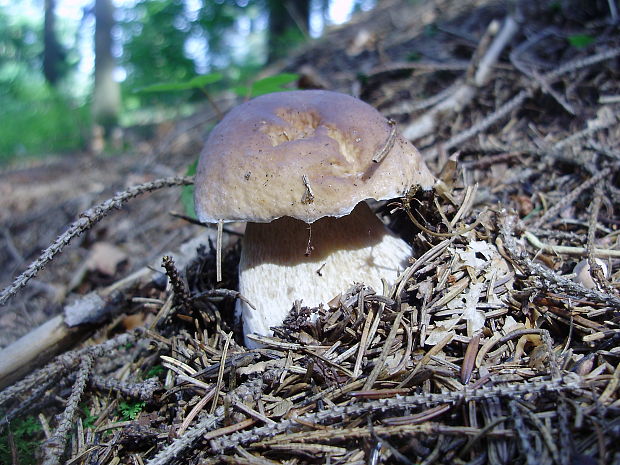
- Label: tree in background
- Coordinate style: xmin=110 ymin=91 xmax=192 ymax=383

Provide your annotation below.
xmin=266 ymin=0 xmax=310 ymax=63
xmin=93 ymin=0 xmax=120 ymax=134
xmin=43 ymin=0 xmax=65 ymax=86
xmin=0 ymin=7 xmax=89 ymax=160
xmin=120 ymin=0 xmax=198 ymax=109
xmin=0 ymin=0 xmax=372 ymax=160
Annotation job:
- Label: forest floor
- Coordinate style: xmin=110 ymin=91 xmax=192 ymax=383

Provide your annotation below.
xmin=1 ymin=0 xmax=619 ymax=464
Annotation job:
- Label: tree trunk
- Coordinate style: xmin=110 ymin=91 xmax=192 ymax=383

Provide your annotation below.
xmin=92 ymin=0 xmax=120 ymax=135
xmin=267 ymin=0 xmax=310 ymax=63
xmin=43 ymin=0 xmax=64 ymax=85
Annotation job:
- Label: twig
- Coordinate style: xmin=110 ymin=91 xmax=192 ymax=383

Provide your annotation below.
xmin=436 ymin=89 xmax=529 ymax=153
xmin=531 ymin=167 xmax=612 ymax=227
xmin=216 ymin=220 xmax=223 ymax=282
xmin=474 ymin=17 xmax=518 ymax=86
xmin=177 ymin=387 xmax=217 ymax=436
xmin=586 ymin=182 xmax=613 ymax=291
xmin=403 ymin=16 xmax=518 ymax=141
xmin=509 ymin=27 xmax=576 ymax=114
xmin=0 ymin=378 xmax=58 ymax=432
xmin=209 ymin=376 xmax=584 ymax=452
xmin=397 ymin=332 xmax=454 ymax=388
xmin=509 ymin=401 xmax=538 ymax=465
xmin=500 ymin=213 xmax=620 ymax=308
xmin=0 ymin=329 xmax=142 ymax=409
xmin=517 ymin=401 xmax=561 ymax=464
xmin=0 ymin=175 xmax=194 ymax=307
xmin=385 ymin=80 xmax=463 ymax=115
xmin=368 ymin=60 xmax=470 ymax=76
xmin=353 ymin=303 xmax=374 ymax=379
xmin=42 ymin=354 xmax=93 ymax=465
xmin=552 ymin=109 xmax=618 ymax=153
xmin=372 ymin=119 xmax=398 ymax=163
xmin=162 ymin=255 xmax=190 ymax=311
xmin=426 ymin=47 xmax=620 ymax=156
xmin=210 ymin=331 xmax=232 ymax=414
xmin=545 ymin=47 xmax=620 ymax=81
xmin=89 ymin=376 xmax=161 ymax=402
xmin=557 ymin=398 xmax=572 ymax=465
xmin=362 ymin=303 xmax=405 ymax=390
xmin=146 ymin=413 xmax=222 ymax=465
xmin=522 ymin=231 xmax=620 ymax=258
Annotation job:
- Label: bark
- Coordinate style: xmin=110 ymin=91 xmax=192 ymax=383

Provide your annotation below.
xmin=92 ymin=0 xmax=120 ymax=133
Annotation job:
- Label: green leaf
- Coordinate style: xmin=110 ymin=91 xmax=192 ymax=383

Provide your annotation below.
xmin=232 ymin=85 xmax=250 ymax=97
xmin=136 ymin=72 xmax=223 ymax=93
xmin=119 ymin=401 xmax=145 ymax=421
xmin=182 ymin=160 xmax=198 ymax=219
xmin=233 ymin=73 xmax=299 ymax=98
xmin=145 ymin=364 xmax=165 ymax=378
xmin=568 ymin=34 xmax=595 ymax=48
xmin=0 ymin=416 xmax=43 ymax=465
xmin=81 ymin=405 xmax=98 ymax=429
xmin=424 ymin=23 xmax=438 ymax=37
xmin=249 ymin=73 xmax=299 ymax=97
xmin=187 ymin=73 xmax=224 ymax=88
xmin=11 ymin=417 xmax=41 ymax=436
xmin=407 ymin=51 xmax=421 ymax=62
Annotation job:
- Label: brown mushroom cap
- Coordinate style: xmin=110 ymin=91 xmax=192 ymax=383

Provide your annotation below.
xmin=194 ymin=90 xmax=435 ymax=224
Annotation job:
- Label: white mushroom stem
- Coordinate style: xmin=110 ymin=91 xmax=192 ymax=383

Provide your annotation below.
xmin=237 ymin=202 xmax=412 ymax=347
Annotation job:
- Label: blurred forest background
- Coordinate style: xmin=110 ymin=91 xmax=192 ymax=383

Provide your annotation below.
xmin=0 ymin=0 xmax=376 ymax=164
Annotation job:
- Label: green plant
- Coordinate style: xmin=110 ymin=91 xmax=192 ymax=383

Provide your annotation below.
xmin=118 ymin=401 xmax=145 ymax=420
xmin=0 ymin=416 xmax=43 ymax=465
xmin=0 ymin=88 xmax=90 ymax=163
xmin=181 ymin=160 xmax=198 ymax=218
xmin=136 ymin=72 xmax=223 ymax=94
xmin=144 ymin=364 xmax=166 ymax=378
xmin=424 ymin=23 xmax=438 ymax=37
xmin=568 ymin=34 xmax=595 ymax=48
xmin=232 ymin=73 xmax=299 ymax=99
xmin=407 ymin=51 xmax=421 ymax=61
xmin=81 ymin=404 xmax=99 ymax=429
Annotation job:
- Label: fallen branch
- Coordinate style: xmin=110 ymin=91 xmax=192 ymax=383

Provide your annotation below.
xmin=42 ymin=355 xmax=93 ymax=465
xmin=421 ymin=45 xmax=620 ymax=158
xmin=0 ymin=232 xmax=213 ymax=389
xmin=0 ymin=329 xmax=142 ymax=425
xmin=522 ymin=231 xmax=620 ymax=258
xmin=209 ymin=375 xmax=584 ymax=453
xmin=531 ymin=167 xmax=613 ymax=228
xmin=0 ymin=175 xmax=194 ymax=307
xmin=500 ymin=213 xmax=620 ymax=308
xmin=403 ymin=17 xmax=518 ymax=141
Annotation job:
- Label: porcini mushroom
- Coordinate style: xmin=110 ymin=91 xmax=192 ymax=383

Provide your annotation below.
xmin=194 ymin=90 xmax=434 ymax=346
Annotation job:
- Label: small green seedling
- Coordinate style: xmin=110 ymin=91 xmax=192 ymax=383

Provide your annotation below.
xmin=0 ymin=416 xmax=43 ymax=465
xmin=119 ymin=401 xmax=145 ymax=421
xmin=568 ymin=34 xmax=595 ymax=48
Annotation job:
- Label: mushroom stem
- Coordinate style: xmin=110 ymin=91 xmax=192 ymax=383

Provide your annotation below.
xmin=237 ymin=202 xmax=412 ymax=346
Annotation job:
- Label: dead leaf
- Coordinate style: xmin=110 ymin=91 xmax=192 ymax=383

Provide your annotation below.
xmin=86 ymin=242 xmax=127 ymax=276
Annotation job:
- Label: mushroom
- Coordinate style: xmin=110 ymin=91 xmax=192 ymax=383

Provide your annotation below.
xmin=573 ymin=258 xmax=608 ymax=289
xmin=194 ymin=90 xmax=435 ymax=346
